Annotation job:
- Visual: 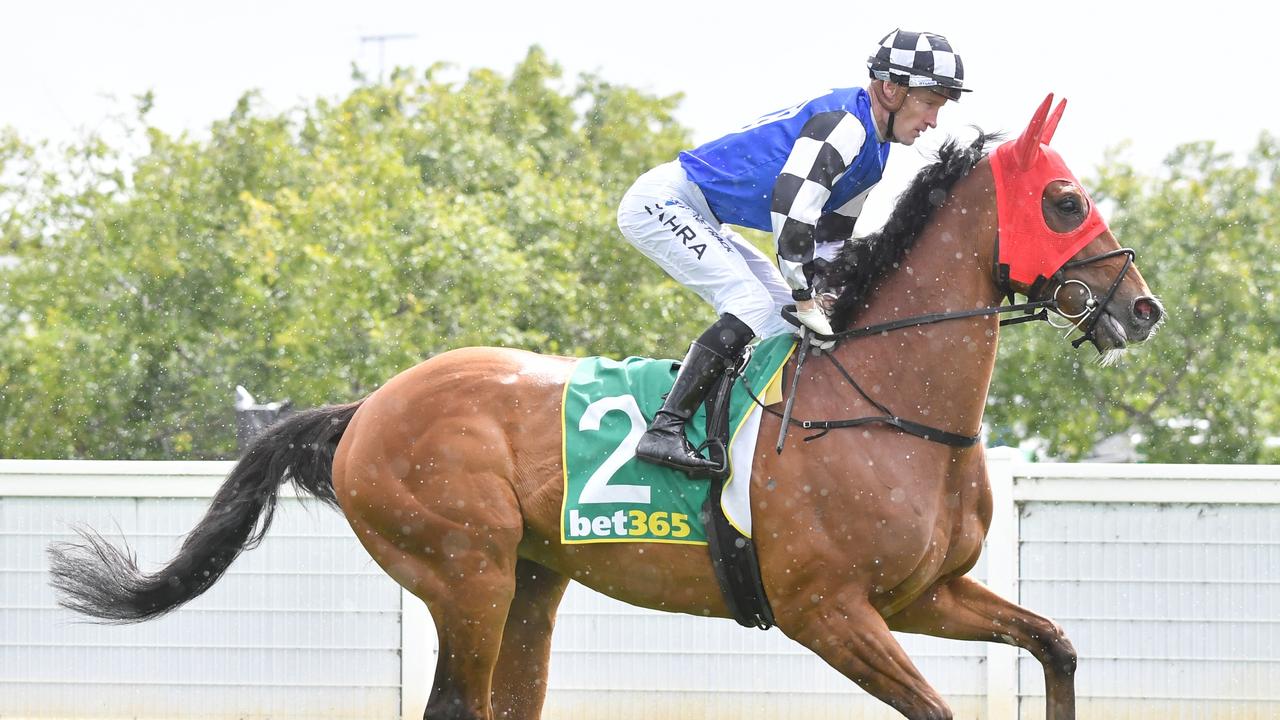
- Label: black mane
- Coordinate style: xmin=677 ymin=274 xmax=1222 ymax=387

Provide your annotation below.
xmin=823 ymin=131 xmax=1001 ymax=331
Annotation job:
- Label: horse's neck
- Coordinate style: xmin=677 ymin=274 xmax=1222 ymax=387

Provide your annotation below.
xmin=831 ymin=168 xmax=1002 ymax=436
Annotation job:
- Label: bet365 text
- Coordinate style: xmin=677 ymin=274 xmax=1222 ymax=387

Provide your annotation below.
xmin=567 ymin=509 xmax=691 ymax=539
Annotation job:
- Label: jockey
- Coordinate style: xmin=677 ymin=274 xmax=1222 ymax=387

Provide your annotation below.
xmin=617 ymin=29 xmax=970 ymax=477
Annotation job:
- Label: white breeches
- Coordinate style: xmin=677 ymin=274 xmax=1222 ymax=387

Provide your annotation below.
xmin=616 ymin=161 xmax=795 ymax=339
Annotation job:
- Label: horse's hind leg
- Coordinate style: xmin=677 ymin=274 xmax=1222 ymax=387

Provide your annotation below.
xmin=490 ymin=559 xmax=569 ymax=719
xmin=889 ymin=575 xmax=1076 ymax=720
xmin=423 ymin=565 xmax=518 ymax=720
xmin=777 ymin=593 xmax=953 ymax=719
xmin=338 ymin=472 xmax=524 ymax=720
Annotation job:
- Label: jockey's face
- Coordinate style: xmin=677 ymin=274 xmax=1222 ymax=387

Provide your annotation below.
xmin=892 ymin=88 xmax=950 ymax=145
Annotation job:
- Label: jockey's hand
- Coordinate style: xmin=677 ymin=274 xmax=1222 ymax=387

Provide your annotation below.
xmin=795 ymin=299 xmax=836 ymax=350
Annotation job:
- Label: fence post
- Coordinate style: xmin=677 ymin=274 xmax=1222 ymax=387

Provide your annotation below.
xmin=233 ymin=385 xmax=292 ymax=454
xmin=984 ymin=446 xmax=1021 ymax=719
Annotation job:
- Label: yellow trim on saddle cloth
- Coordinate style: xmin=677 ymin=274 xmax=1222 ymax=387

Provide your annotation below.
xmin=762 ymin=346 xmax=791 ymax=406
xmin=557 ymin=358 xmax=579 ymax=543
xmin=720 ymin=339 xmax=796 ymax=539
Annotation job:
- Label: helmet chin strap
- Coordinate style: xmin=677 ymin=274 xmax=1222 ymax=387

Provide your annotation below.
xmin=871 ymin=81 xmax=908 ymax=143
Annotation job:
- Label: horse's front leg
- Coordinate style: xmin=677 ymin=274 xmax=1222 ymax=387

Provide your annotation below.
xmin=888 ymin=575 xmax=1077 ymax=720
xmin=775 ymin=588 xmax=954 ymax=719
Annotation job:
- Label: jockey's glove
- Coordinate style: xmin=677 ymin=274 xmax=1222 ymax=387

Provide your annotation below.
xmin=794 ymin=303 xmax=836 ymax=350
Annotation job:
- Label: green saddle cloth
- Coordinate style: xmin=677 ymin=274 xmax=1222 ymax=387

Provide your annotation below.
xmin=560 ymin=334 xmax=795 ymax=545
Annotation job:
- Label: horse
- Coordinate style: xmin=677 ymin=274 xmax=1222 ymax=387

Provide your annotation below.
xmin=50 ymin=95 xmax=1163 ymax=720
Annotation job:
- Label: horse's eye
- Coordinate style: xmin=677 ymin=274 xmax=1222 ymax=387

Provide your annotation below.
xmin=1057 ymin=197 xmax=1082 ymax=215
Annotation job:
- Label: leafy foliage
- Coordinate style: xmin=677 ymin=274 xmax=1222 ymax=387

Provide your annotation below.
xmin=2 ymin=49 xmax=1275 ymax=463
xmin=0 ymin=48 xmax=706 ymax=459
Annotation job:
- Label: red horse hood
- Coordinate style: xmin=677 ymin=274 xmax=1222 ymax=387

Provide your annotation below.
xmin=991 ymin=94 xmax=1109 ymax=286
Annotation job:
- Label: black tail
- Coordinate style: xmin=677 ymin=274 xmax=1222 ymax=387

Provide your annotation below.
xmin=48 ymin=401 xmax=364 ymax=623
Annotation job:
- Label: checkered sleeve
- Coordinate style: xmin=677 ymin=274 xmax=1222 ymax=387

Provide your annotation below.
xmin=770 ymin=110 xmax=867 ymax=295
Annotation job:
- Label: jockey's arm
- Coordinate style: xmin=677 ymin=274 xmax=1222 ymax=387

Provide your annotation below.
xmin=770 ymin=110 xmax=866 ymax=309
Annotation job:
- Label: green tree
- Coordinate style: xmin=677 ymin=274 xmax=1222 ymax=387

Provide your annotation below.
xmin=988 ymin=133 xmax=1280 ymax=462
xmin=0 ymin=47 xmax=711 ymax=459
xmin=8 ymin=49 xmax=1275 ymax=464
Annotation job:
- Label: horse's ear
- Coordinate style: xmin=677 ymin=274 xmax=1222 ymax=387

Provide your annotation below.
xmin=1014 ymin=93 xmax=1055 ymax=169
xmin=1041 ymin=98 xmax=1067 ymax=146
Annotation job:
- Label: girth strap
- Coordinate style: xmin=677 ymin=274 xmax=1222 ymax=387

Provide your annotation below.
xmin=701 ymin=368 xmax=775 ymax=630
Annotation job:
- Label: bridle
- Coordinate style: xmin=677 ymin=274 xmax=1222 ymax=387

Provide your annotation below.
xmin=1032 ymin=247 xmax=1136 ymax=349
xmin=750 ymin=237 xmax=1138 ymax=451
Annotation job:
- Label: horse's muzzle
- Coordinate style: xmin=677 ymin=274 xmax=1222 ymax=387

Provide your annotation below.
xmin=1126 ymin=296 xmax=1164 ymax=342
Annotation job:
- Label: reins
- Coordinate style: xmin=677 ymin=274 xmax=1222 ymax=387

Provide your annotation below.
xmin=743 ymin=243 xmax=1135 ymax=453
xmin=747 ymin=297 xmax=1057 ymax=452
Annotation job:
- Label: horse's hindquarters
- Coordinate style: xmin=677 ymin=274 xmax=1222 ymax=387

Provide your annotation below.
xmin=330 ymin=347 xmax=577 ymax=718
xmin=332 ymin=347 xmax=573 ymax=590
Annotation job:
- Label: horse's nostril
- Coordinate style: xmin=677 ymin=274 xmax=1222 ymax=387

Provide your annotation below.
xmin=1133 ymin=297 xmax=1161 ymax=324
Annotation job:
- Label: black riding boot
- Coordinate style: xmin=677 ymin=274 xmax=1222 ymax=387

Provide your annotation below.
xmin=635 ymin=314 xmax=755 ymax=477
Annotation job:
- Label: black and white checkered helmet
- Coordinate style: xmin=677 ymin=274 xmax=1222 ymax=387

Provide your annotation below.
xmin=867 ymin=29 xmax=970 ymax=101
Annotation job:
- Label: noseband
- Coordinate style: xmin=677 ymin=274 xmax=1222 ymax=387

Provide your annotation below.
xmin=1036 ymin=247 xmax=1136 ymax=349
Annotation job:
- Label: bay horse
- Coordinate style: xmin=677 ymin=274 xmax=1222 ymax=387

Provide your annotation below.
xmin=50 ymin=96 xmax=1163 ymax=720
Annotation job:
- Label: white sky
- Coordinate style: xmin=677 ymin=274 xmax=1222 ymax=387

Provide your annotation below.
xmin=3 ymin=0 xmax=1274 ymax=228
